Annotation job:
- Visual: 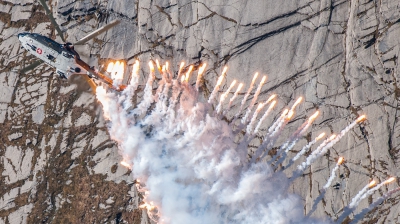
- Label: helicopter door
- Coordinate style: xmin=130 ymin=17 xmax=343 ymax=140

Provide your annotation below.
xmin=45 ymin=48 xmax=59 ymax=67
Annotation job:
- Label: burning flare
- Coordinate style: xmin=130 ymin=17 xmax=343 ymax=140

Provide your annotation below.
xmin=227 ymin=83 xmax=244 ymax=110
xmin=185 ymin=65 xmax=194 ymax=82
xmin=238 ymin=72 xmax=259 ymax=115
xmin=356 ymin=115 xmax=366 ymax=123
xmin=308 ymin=111 xmax=319 ymax=122
xmin=266 ymin=94 xmax=276 ymax=103
xmin=253 ymin=100 xmax=276 ymax=134
xmin=149 ymin=61 xmax=155 ymax=72
xmin=216 ymin=80 xmax=237 ymax=114
xmin=384 ymin=177 xmax=396 ymax=184
xmin=176 ymin=61 xmax=185 ymax=80
xmin=107 ymin=61 xmax=115 ymax=73
xmin=208 ymin=67 xmax=228 ymax=103
xmin=369 ymin=180 xmax=376 ymax=187
xmin=290 ymin=97 xmax=303 ymax=111
xmin=156 ymin=59 xmax=162 ymax=72
xmin=196 ymin=63 xmax=207 ymax=90
xmin=316 ymin=132 xmax=326 ymax=141
xmin=120 ymin=160 xmax=132 ymax=169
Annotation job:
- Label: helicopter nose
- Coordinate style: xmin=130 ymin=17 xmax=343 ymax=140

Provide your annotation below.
xmin=18 ymin=33 xmax=27 ymax=39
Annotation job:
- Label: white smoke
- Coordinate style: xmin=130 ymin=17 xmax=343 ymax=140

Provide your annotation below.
xmin=93 ymin=60 xmax=391 ymax=224
xmin=95 ymin=62 xmax=335 ymax=224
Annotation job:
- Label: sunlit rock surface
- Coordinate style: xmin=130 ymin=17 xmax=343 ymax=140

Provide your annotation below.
xmin=0 ymin=0 xmax=400 ymax=223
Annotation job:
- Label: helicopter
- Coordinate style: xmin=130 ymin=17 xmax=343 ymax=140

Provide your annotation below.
xmin=18 ymin=0 xmax=126 ymax=92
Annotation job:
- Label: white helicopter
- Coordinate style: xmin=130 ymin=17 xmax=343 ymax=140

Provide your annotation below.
xmin=18 ymin=0 xmax=126 ymax=92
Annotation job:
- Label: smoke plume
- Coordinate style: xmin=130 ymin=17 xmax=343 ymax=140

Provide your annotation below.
xmin=94 ymin=61 xmax=390 ymax=224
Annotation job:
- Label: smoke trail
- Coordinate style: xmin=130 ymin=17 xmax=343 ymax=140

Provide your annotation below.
xmin=195 ymin=63 xmax=207 ymax=91
xmin=323 ymin=157 xmax=343 ymax=189
xmin=208 ymin=66 xmax=227 ymax=104
xmin=246 ymin=94 xmax=276 ymax=134
xmin=184 ymin=65 xmax=194 ymax=82
xmin=283 ymin=133 xmax=325 ymax=171
xmin=297 ymin=134 xmax=336 ymax=172
xmin=216 ymin=80 xmax=237 ymax=114
xmin=356 ymin=178 xmax=396 ymax=205
xmin=120 ymin=60 xmax=140 ymax=110
xmin=292 ymin=133 xmax=325 ymax=162
xmin=253 ymin=100 xmax=276 ymax=134
xmin=246 ymin=102 xmax=265 ymax=134
xmin=298 ymin=116 xmax=366 ymax=172
xmin=350 ymin=187 xmax=400 ymax=224
xmin=303 ymin=158 xmax=341 ymax=218
xmin=227 ymin=83 xmax=243 ymax=111
xmin=237 ymin=73 xmax=258 ymax=116
xmin=297 ymin=116 xmax=366 ymax=173
xmin=250 ymin=109 xmax=288 ymax=163
xmin=272 ymin=110 xmax=320 ymax=167
xmin=337 ymin=178 xmax=395 ymax=223
xmin=348 ymin=182 xmax=375 ymax=209
xmin=307 ymin=189 xmax=326 ymax=218
xmin=241 ymin=76 xmax=267 ymax=124
xmin=177 ymin=62 xmax=185 ymax=80
xmin=134 ymin=62 xmax=156 ymax=115
xmin=96 ymin=62 xmax=333 ymax=224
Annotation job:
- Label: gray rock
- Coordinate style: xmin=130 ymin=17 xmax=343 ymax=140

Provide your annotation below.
xmin=1 ymin=0 xmax=400 ymax=223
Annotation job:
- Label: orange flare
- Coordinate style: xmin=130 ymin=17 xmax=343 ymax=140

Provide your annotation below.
xmin=216 ymin=74 xmax=224 ymax=86
xmin=162 ymin=65 xmax=166 ymax=73
xmin=106 ymin=61 xmax=114 ymax=73
xmin=165 ymin=61 xmax=169 ymax=71
xmin=198 ymin=63 xmax=207 ymax=75
xmin=316 ymin=132 xmax=326 ymax=141
xmin=221 ymin=66 xmax=228 ymax=76
xmin=385 ymin=177 xmax=396 ymax=184
xmin=282 ymin=108 xmax=289 ymax=117
xmin=148 ymin=61 xmax=155 ymax=71
xmin=229 ymin=80 xmax=237 ymax=89
xmin=308 ymin=111 xmax=320 ymax=122
xmin=337 ymin=157 xmax=344 ymax=165
xmin=328 ymin=134 xmax=337 ymax=141
xmin=112 ymin=61 xmax=120 ymax=78
xmin=120 ymin=161 xmax=131 ymax=169
xmin=116 ymin=61 xmax=125 ymax=80
xmin=260 ymin=75 xmax=267 ymax=85
xmin=237 ymin=83 xmax=244 ymax=92
xmin=266 ymin=94 xmax=276 ymax=103
xmin=293 ymin=97 xmax=303 ymax=108
xmin=269 ymin=100 xmax=277 ymax=109
xmin=356 ymin=115 xmax=366 ymax=123
xmin=156 ymin=59 xmax=162 ymax=72
xmin=179 ymin=62 xmax=185 ymax=70
xmin=251 ymin=72 xmax=259 ymax=83
xmin=256 ymin=103 xmax=264 ymax=111
xmin=132 ymin=61 xmax=139 ymax=77
xmin=369 ymin=180 xmax=376 ymax=187
xmin=185 ymin=65 xmax=194 ymax=82
xmin=181 ymin=75 xmax=185 ymax=83
xmin=287 ymin=110 xmax=294 ymax=120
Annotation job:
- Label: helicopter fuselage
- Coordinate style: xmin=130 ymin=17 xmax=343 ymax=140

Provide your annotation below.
xmin=18 ymin=32 xmax=126 ymax=91
xmin=18 ymin=33 xmax=85 ymax=79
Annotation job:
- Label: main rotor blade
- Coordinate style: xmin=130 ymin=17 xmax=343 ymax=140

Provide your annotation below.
xmin=20 ymin=60 xmax=44 ymax=74
xmin=74 ymin=20 xmax=120 ymax=45
xmin=38 ymin=0 xmax=65 ymax=42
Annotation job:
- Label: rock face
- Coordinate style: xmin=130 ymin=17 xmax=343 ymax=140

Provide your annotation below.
xmin=1 ymin=0 xmax=400 ymax=223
